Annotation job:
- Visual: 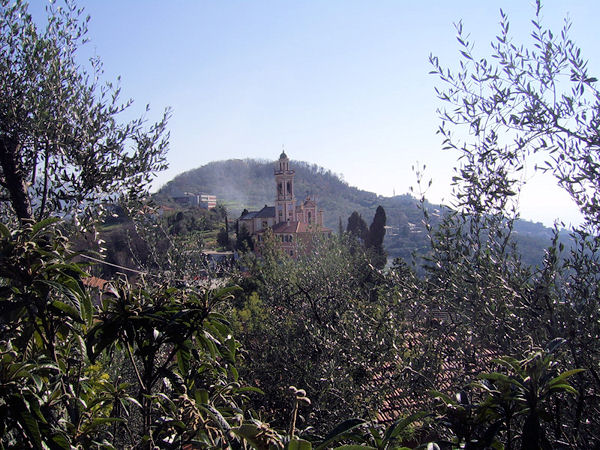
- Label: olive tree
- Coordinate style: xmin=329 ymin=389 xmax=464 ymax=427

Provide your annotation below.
xmin=232 ymin=233 xmax=414 ymax=435
xmin=424 ymin=1 xmax=600 ymax=446
xmin=429 ymin=1 xmax=600 ymax=230
xmin=0 ymin=0 xmax=169 ymax=224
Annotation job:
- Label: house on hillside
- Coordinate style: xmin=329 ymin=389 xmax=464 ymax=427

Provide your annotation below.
xmin=238 ymin=151 xmax=331 ymax=256
xmin=172 ymin=192 xmax=217 ymax=209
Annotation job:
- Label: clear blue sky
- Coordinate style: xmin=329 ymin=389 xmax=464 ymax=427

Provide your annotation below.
xmin=33 ymin=1 xmax=600 ymax=226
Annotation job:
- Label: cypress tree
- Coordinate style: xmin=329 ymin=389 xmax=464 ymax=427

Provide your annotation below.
xmin=367 ymin=206 xmax=386 ymax=249
xmin=367 ymin=206 xmax=387 ymax=268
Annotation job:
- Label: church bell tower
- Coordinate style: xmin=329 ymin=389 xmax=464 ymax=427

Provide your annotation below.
xmin=274 ymin=151 xmax=296 ymax=223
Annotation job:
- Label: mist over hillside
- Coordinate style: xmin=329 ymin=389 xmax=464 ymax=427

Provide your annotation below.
xmin=157 ymin=158 xmax=564 ymax=265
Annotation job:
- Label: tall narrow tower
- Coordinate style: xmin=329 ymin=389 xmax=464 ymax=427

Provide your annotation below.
xmin=274 ymin=151 xmax=296 ymax=223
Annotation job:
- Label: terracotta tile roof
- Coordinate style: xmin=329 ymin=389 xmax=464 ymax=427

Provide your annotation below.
xmin=271 ymin=221 xmax=301 ymax=233
xmin=82 ymin=276 xmax=109 ymax=291
xmin=375 ymin=324 xmax=500 ymax=424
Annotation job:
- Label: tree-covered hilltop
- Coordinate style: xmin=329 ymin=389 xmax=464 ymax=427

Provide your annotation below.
xmin=157 ymin=158 xmax=569 ymax=265
xmin=157 ymin=158 xmax=390 ymax=226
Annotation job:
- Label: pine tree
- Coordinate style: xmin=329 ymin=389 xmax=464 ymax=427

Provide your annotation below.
xmin=236 ymin=223 xmax=254 ymax=252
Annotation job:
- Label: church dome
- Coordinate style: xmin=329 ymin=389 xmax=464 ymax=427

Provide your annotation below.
xmin=279 ymin=151 xmax=288 ymax=160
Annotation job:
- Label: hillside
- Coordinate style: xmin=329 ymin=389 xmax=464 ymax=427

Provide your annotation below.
xmin=157 ymin=158 xmax=565 ymax=264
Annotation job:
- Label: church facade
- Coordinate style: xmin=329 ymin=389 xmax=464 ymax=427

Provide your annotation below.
xmin=238 ymin=152 xmax=331 ymax=256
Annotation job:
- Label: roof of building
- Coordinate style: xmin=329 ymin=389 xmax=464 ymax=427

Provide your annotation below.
xmin=240 ymin=205 xmax=276 ymax=220
xmin=280 ymin=150 xmax=288 ymax=159
xmin=81 ymin=276 xmax=109 ymax=291
xmin=271 ymin=221 xmax=301 ymax=233
xmin=240 ymin=211 xmax=258 ymax=220
xmin=255 ymin=206 xmax=275 ymax=218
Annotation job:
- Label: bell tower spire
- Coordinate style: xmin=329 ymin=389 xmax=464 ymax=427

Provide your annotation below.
xmin=274 ymin=149 xmax=296 ymax=223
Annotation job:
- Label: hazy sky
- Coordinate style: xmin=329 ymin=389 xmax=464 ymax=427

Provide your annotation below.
xmin=32 ymin=1 xmax=600 ymax=226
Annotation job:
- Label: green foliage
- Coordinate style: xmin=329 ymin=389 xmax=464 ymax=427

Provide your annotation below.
xmin=430 ymin=1 xmax=600 ymax=231
xmin=431 ymin=343 xmax=583 ymax=449
xmin=217 ymin=227 xmax=231 ymax=249
xmin=232 ymin=234 xmax=413 ymax=434
xmin=0 ymin=218 xmax=116 ymax=448
xmin=87 ymin=279 xmax=255 ymax=447
xmin=313 ymin=414 xmax=427 ymax=450
xmin=422 ymin=1 xmax=600 ymax=446
xmin=3 ymin=1 xmax=600 ymax=449
xmin=237 ymin=222 xmax=255 ymax=252
xmin=347 ymin=211 xmax=369 ymax=243
xmin=0 ymin=218 xmax=282 ymax=448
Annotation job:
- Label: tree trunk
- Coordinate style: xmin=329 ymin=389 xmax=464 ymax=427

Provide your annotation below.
xmin=0 ymin=137 xmax=33 ymax=222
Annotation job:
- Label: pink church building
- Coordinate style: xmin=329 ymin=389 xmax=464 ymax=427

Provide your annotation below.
xmin=238 ymin=151 xmax=331 ymax=256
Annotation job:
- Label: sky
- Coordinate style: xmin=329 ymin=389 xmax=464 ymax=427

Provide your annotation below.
xmin=31 ymin=1 xmax=600 ymax=227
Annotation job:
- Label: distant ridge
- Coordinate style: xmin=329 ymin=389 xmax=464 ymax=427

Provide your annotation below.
xmin=157 ymin=158 xmax=564 ymax=265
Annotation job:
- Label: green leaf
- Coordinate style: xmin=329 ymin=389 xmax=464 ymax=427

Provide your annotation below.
xmin=238 ymin=386 xmax=264 ymax=395
xmin=548 ymin=383 xmax=578 ymax=395
xmin=124 ymin=396 xmax=143 ymax=410
xmin=91 ymin=417 xmax=125 ymax=426
xmin=478 ymin=372 xmax=524 ymax=390
xmin=50 ymin=300 xmax=83 ymax=323
xmin=10 ymin=397 xmax=43 ymax=450
xmin=0 ymin=222 xmax=10 ymax=238
xmin=548 ymin=368 xmax=585 ymax=386
xmin=428 ymin=390 xmax=456 ymax=405
xmin=176 ymin=348 xmax=191 ymax=375
xmin=81 ymin=293 xmax=94 ymax=327
xmin=31 ymin=217 xmax=60 ymax=237
xmin=230 ymin=365 xmax=239 ymax=382
xmin=317 ymin=418 xmax=366 ymax=450
xmin=287 ymin=438 xmax=312 ymax=450
xmin=50 ymin=432 xmax=71 ymax=449
xmin=195 ymin=389 xmax=210 ymax=405
xmin=384 ymin=411 xmax=428 ymax=442
xmin=233 ymin=423 xmax=283 ymax=449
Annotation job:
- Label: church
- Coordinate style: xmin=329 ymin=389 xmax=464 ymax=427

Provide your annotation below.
xmin=238 ymin=151 xmax=331 ymax=256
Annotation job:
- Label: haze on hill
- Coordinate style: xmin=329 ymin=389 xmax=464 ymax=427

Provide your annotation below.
xmin=158 ymin=158 xmax=562 ymax=266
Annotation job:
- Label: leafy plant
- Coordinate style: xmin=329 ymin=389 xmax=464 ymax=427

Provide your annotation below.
xmin=431 ymin=342 xmax=583 ymax=449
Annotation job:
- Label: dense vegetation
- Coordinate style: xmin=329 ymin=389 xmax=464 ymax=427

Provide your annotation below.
xmin=1 ymin=1 xmax=599 ymax=449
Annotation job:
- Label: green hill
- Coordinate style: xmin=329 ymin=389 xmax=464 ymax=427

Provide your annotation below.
xmin=157 ymin=158 xmax=567 ymax=265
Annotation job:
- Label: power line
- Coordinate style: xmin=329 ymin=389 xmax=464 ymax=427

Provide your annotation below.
xmin=77 ymin=253 xmax=225 ymax=286
xmin=78 ymin=253 xmax=153 ymax=277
